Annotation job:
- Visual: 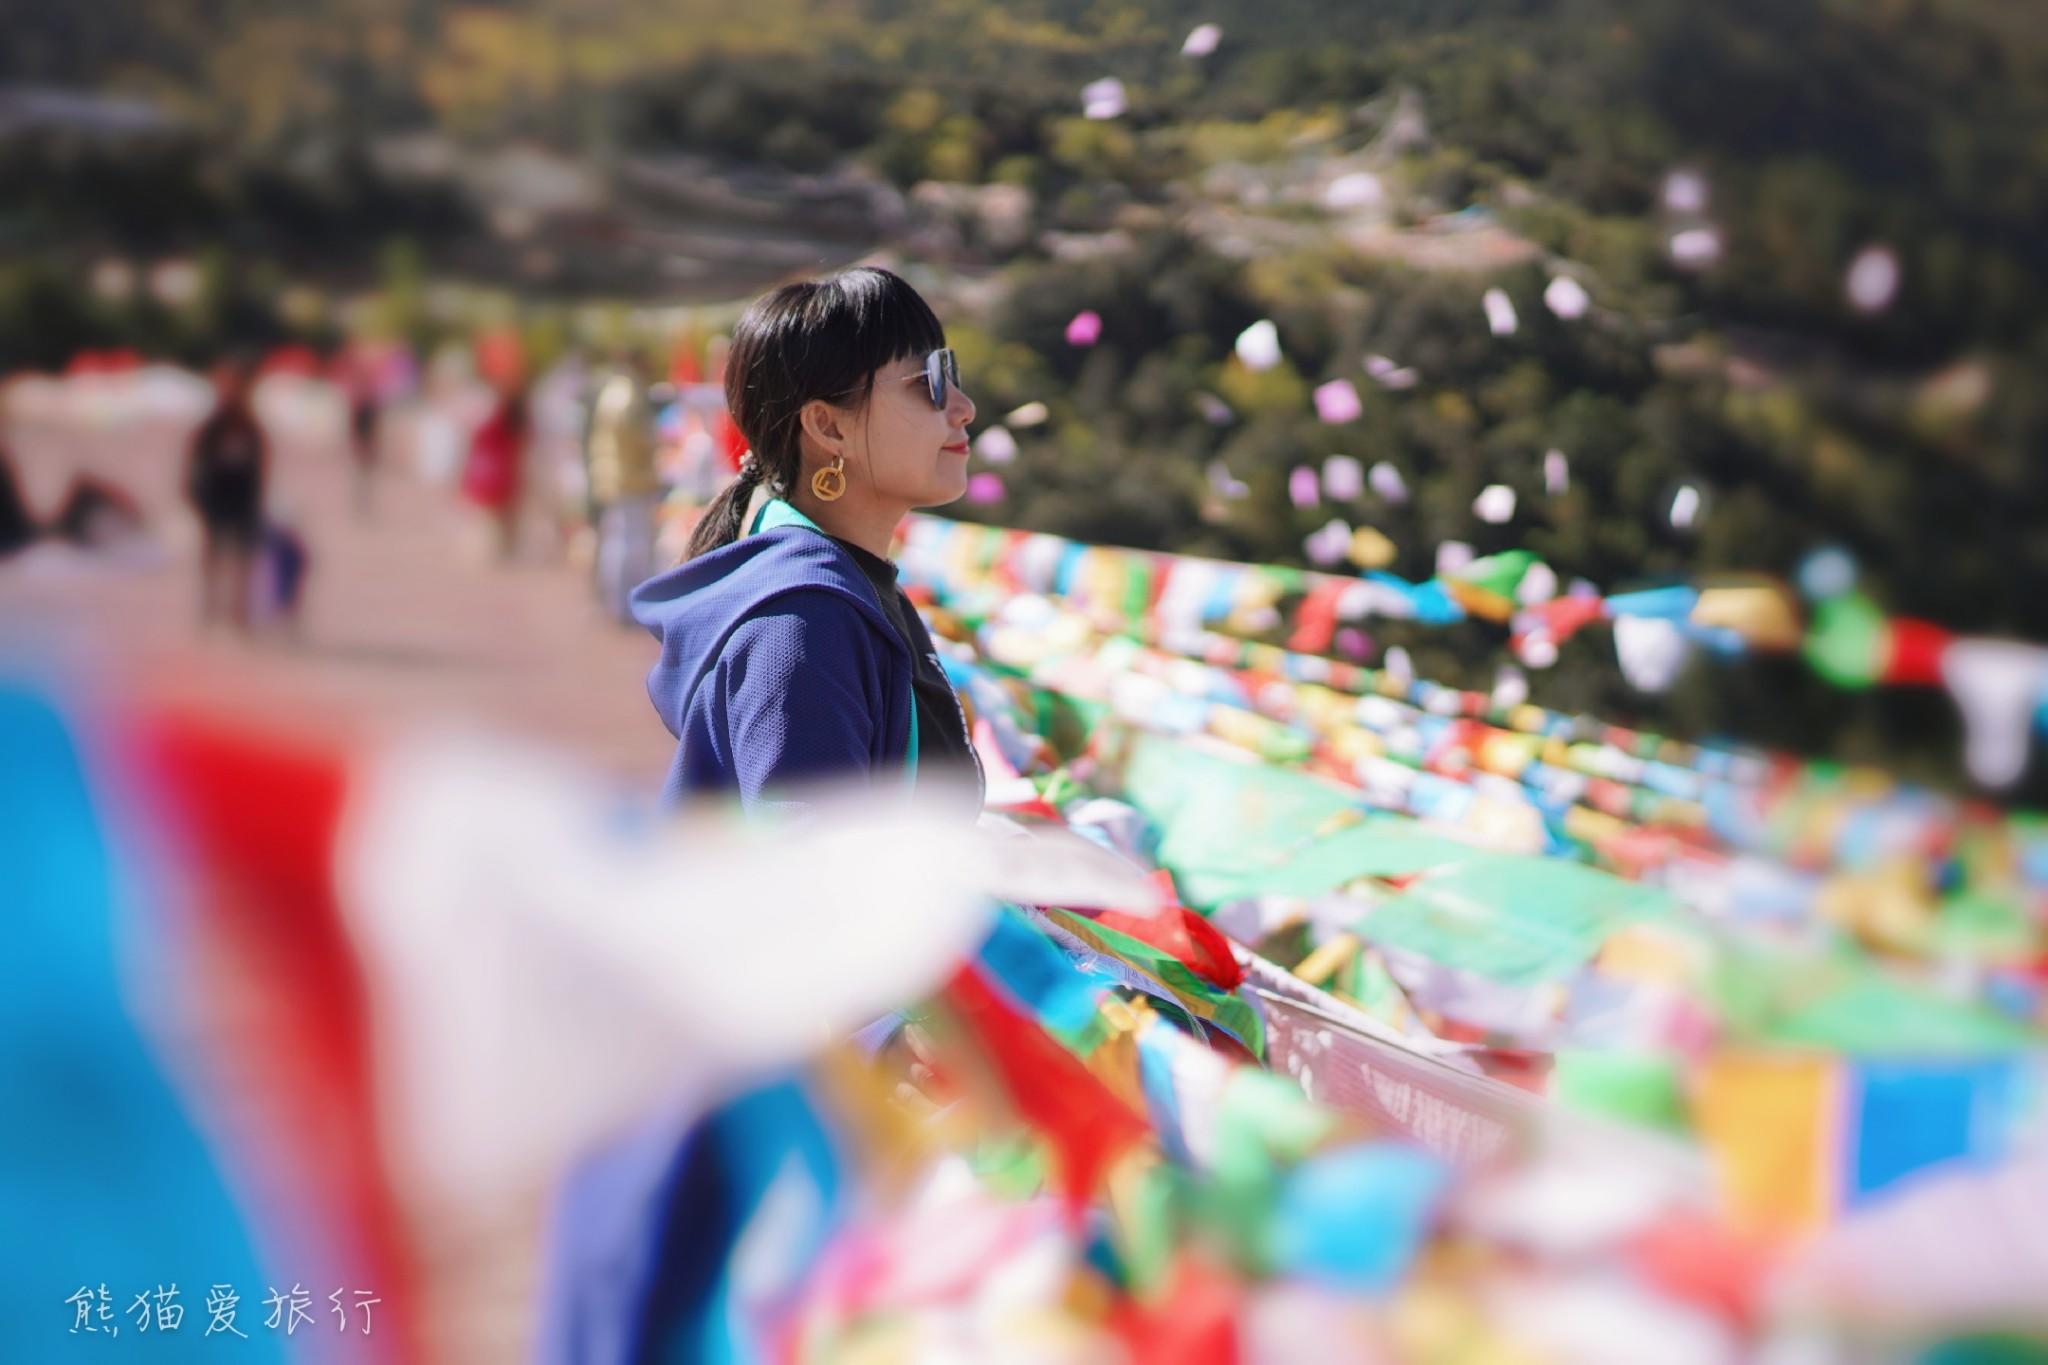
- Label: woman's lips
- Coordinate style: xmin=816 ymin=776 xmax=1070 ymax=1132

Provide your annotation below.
xmin=942 ymin=442 xmax=970 ymax=454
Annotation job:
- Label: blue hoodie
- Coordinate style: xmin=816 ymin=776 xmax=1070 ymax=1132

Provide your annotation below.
xmin=629 ymin=499 xmax=917 ymax=810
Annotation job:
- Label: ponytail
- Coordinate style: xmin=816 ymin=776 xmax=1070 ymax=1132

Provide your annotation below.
xmin=685 ymin=459 xmax=764 ymax=561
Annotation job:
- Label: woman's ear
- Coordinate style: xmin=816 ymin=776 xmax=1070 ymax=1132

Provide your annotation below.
xmin=798 ymin=398 xmax=848 ymax=456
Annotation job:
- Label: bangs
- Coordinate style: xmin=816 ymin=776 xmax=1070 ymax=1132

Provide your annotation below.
xmin=801 ymin=267 xmax=947 ymax=390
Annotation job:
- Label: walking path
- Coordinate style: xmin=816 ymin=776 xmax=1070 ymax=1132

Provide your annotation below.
xmin=2 ymin=378 xmax=670 ymax=790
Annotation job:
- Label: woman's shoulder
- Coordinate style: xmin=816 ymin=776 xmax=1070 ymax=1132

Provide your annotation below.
xmin=637 ymin=527 xmax=911 ymax=696
xmin=726 ymin=586 xmax=879 ymax=659
xmin=722 ymin=529 xmax=897 ymax=625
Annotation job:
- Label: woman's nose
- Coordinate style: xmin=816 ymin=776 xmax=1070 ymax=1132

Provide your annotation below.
xmin=948 ymin=382 xmax=976 ymax=426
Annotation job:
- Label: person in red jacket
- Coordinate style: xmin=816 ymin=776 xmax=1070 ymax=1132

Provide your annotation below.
xmin=461 ymin=379 xmax=528 ymax=561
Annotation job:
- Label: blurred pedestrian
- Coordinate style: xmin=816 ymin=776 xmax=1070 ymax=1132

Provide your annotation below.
xmin=462 ymin=377 xmax=528 ymax=561
xmin=184 ymin=357 xmax=267 ymax=629
xmin=345 ymin=354 xmax=382 ymax=520
xmin=0 ymin=445 xmax=34 ymax=557
xmin=529 ymin=352 xmax=591 ymax=559
xmin=583 ymin=356 xmax=660 ymax=621
xmin=51 ymin=474 xmax=146 ymax=551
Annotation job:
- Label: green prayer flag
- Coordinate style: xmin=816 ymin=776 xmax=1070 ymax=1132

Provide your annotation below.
xmin=1803 ymin=593 xmax=1888 ymax=689
xmin=1200 ymin=1068 xmax=1337 ymax=1274
xmin=1551 ymin=1049 xmax=1687 ymax=1133
xmin=1712 ymin=948 xmax=2037 ymax=1053
xmin=1455 ymin=549 xmax=1539 ymax=601
xmin=1119 ymin=733 xmax=1478 ymax=909
xmin=1043 ymin=907 xmax=1266 ymax=1057
xmin=968 ymin=1133 xmax=1049 ymax=1199
xmin=1360 ymin=855 xmax=1672 ymax=985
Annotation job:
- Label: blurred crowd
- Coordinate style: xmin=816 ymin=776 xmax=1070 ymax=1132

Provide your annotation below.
xmin=0 ymin=327 xmax=757 ymax=640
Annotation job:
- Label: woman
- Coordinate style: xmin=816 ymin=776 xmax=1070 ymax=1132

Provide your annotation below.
xmin=461 ymin=377 xmax=528 ymax=561
xmin=629 ymin=266 xmax=984 ymax=812
xmin=184 ymin=358 xmax=268 ymax=630
xmin=534 ymin=269 xmax=987 ymax=1365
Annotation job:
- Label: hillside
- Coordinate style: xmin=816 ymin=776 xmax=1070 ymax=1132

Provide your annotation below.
xmin=5 ymin=0 xmax=2047 ymax=790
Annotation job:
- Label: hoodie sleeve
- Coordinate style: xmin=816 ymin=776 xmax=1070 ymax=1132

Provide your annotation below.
xmin=710 ymin=591 xmax=884 ymax=811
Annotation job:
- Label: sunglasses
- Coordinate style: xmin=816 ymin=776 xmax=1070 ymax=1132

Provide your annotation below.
xmin=907 ymin=348 xmax=960 ymax=410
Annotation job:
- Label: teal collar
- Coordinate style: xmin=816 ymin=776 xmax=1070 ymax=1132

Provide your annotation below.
xmin=748 ymin=496 xmax=822 ymax=536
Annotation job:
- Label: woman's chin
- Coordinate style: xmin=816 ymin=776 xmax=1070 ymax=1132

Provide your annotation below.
xmin=921 ymin=469 xmax=972 ymax=508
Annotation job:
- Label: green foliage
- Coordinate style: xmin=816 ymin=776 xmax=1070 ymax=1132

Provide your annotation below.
xmin=9 ymin=0 xmax=2048 ymax=790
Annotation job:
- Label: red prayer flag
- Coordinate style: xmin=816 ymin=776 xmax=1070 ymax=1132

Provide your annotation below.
xmin=941 ymin=965 xmax=1150 ymax=1214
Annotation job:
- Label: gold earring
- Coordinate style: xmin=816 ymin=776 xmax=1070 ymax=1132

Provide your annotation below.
xmin=811 ymin=453 xmax=846 ymax=502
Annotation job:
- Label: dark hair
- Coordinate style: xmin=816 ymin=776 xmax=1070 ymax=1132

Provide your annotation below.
xmin=686 ymin=266 xmax=945 ymax=560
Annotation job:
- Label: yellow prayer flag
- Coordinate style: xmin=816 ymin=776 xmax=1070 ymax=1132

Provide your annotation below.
xmin=1693 ymin=1052 xmax=1840 ymax=1236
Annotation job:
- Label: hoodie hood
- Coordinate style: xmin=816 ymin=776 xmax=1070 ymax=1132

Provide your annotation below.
xmin=629 ymin=522 xmax=907 ymax=743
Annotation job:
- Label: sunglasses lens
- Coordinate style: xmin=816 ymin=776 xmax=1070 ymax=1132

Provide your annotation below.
xmin=926 ymin=350 xmax=952 ymax=409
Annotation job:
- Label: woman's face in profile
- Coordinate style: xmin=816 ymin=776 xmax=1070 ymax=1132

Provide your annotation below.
xmin=853 ymin=351 xmax=977 ymax=509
